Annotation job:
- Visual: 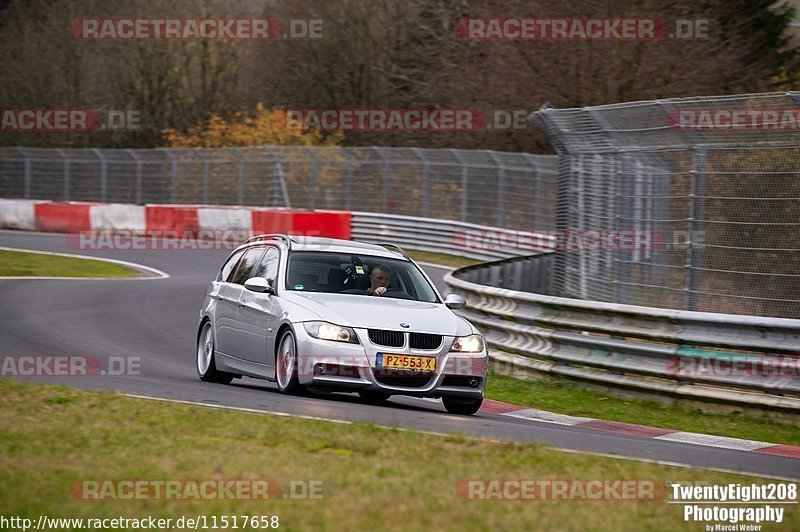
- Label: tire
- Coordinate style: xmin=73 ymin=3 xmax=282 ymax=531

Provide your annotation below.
xmin=276 ymin=329 xmax=303 ymax=394
xmin=358 ymin=390 xmax=391 ymax=403
xmin=442 ymin=396 xmax=483 ymax=415
xmin=197 ymin=321 xmax=234 ymax=384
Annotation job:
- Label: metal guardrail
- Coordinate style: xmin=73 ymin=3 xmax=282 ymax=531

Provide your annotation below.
xmin=444 ymin=252 xmax=800 ymax=413
xmin=351 ymin=211 xmax=556 ymax=263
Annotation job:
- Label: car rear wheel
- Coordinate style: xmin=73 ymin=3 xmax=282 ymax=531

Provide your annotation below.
xmin=276 ymin=329 xmax=303 ymax=394
xmin=442 ymin=396 xmax=483 ymax=415
xmin=358 ymin=390 xmax=391 ymax=403
xmin=197 ymin=321 xmax=234 ymax=384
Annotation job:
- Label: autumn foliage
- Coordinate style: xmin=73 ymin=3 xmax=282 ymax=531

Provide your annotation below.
xmin=162 ymin=104 xmax=342 ymax=148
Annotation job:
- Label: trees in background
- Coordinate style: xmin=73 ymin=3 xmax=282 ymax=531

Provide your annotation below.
xmin=0 ymin=0 xmax=796 ymax=151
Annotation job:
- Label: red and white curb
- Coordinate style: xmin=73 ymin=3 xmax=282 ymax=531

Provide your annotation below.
xmin=480 ymin=399 xmax=800 ymax=459
xmin=0 ymin=199 xmax=351 ymax=239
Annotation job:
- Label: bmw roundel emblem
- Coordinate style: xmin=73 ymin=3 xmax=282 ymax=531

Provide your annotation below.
xmin=400 ymin=323 xmax=410 ymax=328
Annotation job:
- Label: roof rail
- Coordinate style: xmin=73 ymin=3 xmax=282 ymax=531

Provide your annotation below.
xmin=378 ymin=242 xmax=410 ymax=260
xmin=244 ymin=234 xmax=296 ymax=249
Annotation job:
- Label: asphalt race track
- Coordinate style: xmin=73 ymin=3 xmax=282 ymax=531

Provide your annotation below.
xmin=1 ymin=230 xmax=798 ymax=481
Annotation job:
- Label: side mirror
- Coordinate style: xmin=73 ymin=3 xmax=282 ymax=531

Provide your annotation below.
xmin=244 ymin=277 xmax=274 ymax=294
xmin=445 ymin=293 xmax=466 ymax=310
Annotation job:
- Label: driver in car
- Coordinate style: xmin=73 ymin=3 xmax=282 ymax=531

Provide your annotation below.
xmin=367 ymin=264 xmax=391 ymax=296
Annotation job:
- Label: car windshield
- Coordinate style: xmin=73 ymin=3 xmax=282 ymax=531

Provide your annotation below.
xmin=285 ymin=251 xmax=440 ymax=303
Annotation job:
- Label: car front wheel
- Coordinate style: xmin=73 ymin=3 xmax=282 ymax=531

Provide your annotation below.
xmin=442 ymin=396 xmax=483 ymax=415
xmin=276 ymin=329 xmax=303 ymax=394
xmin=197 ymin=321 xmax=234 ymax=384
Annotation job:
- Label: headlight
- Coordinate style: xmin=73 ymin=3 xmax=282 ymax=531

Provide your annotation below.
xmin=303 ymin=321 xmax=359 ymax=344
xmin=450 ymin=334 xmax=485 ymax=353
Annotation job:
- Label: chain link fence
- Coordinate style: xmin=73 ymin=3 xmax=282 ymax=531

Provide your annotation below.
xmin=532 ymin=92 xmax=800 ymax=319
xmin=0 ymin=146 xmax=558 ymax=232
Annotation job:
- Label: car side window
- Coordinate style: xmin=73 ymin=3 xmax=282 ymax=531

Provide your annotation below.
xmin=253 ymin=247 xmax=280 ymax=285
xmin=219 ymin=249 xmax=245 ymax=282
xmin=229 ymin=247 xmax=266 ymax=285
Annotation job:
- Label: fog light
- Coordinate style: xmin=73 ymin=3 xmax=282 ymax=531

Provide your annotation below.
xmin=468 ymin=377 xmax=479 ymax=387
xmin=315 ymin=363 xmax=325 ymax=375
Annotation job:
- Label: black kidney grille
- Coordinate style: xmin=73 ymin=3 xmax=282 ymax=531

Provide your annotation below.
xmin=368 ymin=329 xmax=404 ymax=347
xmin=410 ymin=333 xmax=442 ymax=350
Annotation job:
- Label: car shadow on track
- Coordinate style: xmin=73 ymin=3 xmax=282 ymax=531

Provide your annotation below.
xmin=227 ymin=379 xmax=445 ymax=415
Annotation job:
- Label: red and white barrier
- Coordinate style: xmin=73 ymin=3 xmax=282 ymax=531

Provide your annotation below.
xmin=0 ymin=200 xmax=351 ymax=240
xmin=90 ymin=203 xmax=147 ymax=232
xmin=0 ymin=199 xmax=39 ymax=230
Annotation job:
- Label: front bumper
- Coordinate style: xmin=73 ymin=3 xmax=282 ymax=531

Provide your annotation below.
xmin=293 ymin=325 xmax=487 ymax=398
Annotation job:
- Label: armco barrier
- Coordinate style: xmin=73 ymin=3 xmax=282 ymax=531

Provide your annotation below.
xmin=445 ymin=253 xmax=800 ymax=413
xmin=0 ymin=200 xmax=351 ymax=240
xmin=351 ymin=211 xmax=555 ymax=262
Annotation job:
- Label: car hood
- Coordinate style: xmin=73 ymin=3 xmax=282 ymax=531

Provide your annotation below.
xmin=282 ymin=292 xmax=471 ymax=335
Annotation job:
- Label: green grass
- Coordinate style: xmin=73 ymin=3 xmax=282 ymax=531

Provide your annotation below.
xmin=406 ymin=249 xmax=480 ymax=269
xmin=486 ymin=370 xmax=800 ymax=446
xmin=0 ymin=250 xmax=139 ymax=278
xmin=0 ymin=380 xmax=796 ymax=531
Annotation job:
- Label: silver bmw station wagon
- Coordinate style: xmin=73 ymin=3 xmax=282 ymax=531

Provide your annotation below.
xmin=196 ymin=234 xmax=488 ymax=415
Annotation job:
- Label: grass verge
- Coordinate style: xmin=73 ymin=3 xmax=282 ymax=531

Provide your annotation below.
xmin=406 ymin=249 xmax=480 ymax=269
xmin=0 ymin=380 xmax=796 ymax=531
xmin=0 ymin=250 xmax=139 ymax=278
xmin=486 ymin=370 xmax=800 ymax=446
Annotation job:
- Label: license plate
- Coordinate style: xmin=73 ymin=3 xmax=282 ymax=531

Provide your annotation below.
xmin=377 ymin=353 xmax=436 ymax=372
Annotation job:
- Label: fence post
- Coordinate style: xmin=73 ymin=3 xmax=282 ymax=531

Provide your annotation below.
xmin=264 ymin=146 xmax=291 ymax=208
xmin=231 ymin=148 xmax=245 ymax=206
xmin=197 ymin=148 xmax=210 ymax=205
xmin=56 ymin=148 xmax=70 ymax=201
xmin=451 ymin=149 xmax=468 ymax=222
xmin=14 ymin=148 xmax=31 ymax=199
xmin=523 ymin=154 xmax=543 ymax=231
xmin=488 ymin=151 xmax=506 ymax=227
xmin=157 ymin=149 xmax=178 ymax=204
xmin=303 ymin=146 xmax=317 ymax=210
xmin=657 ymin=101 xmax=706 ymax=312
xmin=126 ymin=150 xmax=142 ymax=204
xmin=412 ymin=147 xmax=430 ymax=218
xmin=686 ymin=149 xmax=707 ymax=312
xmin=91 ymin=148 xmax=107 ymax=202
xmin=340 ymin=147 xmax=353 ymax=211
xmin=372 ymin=147 xmax=390 ymax=213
